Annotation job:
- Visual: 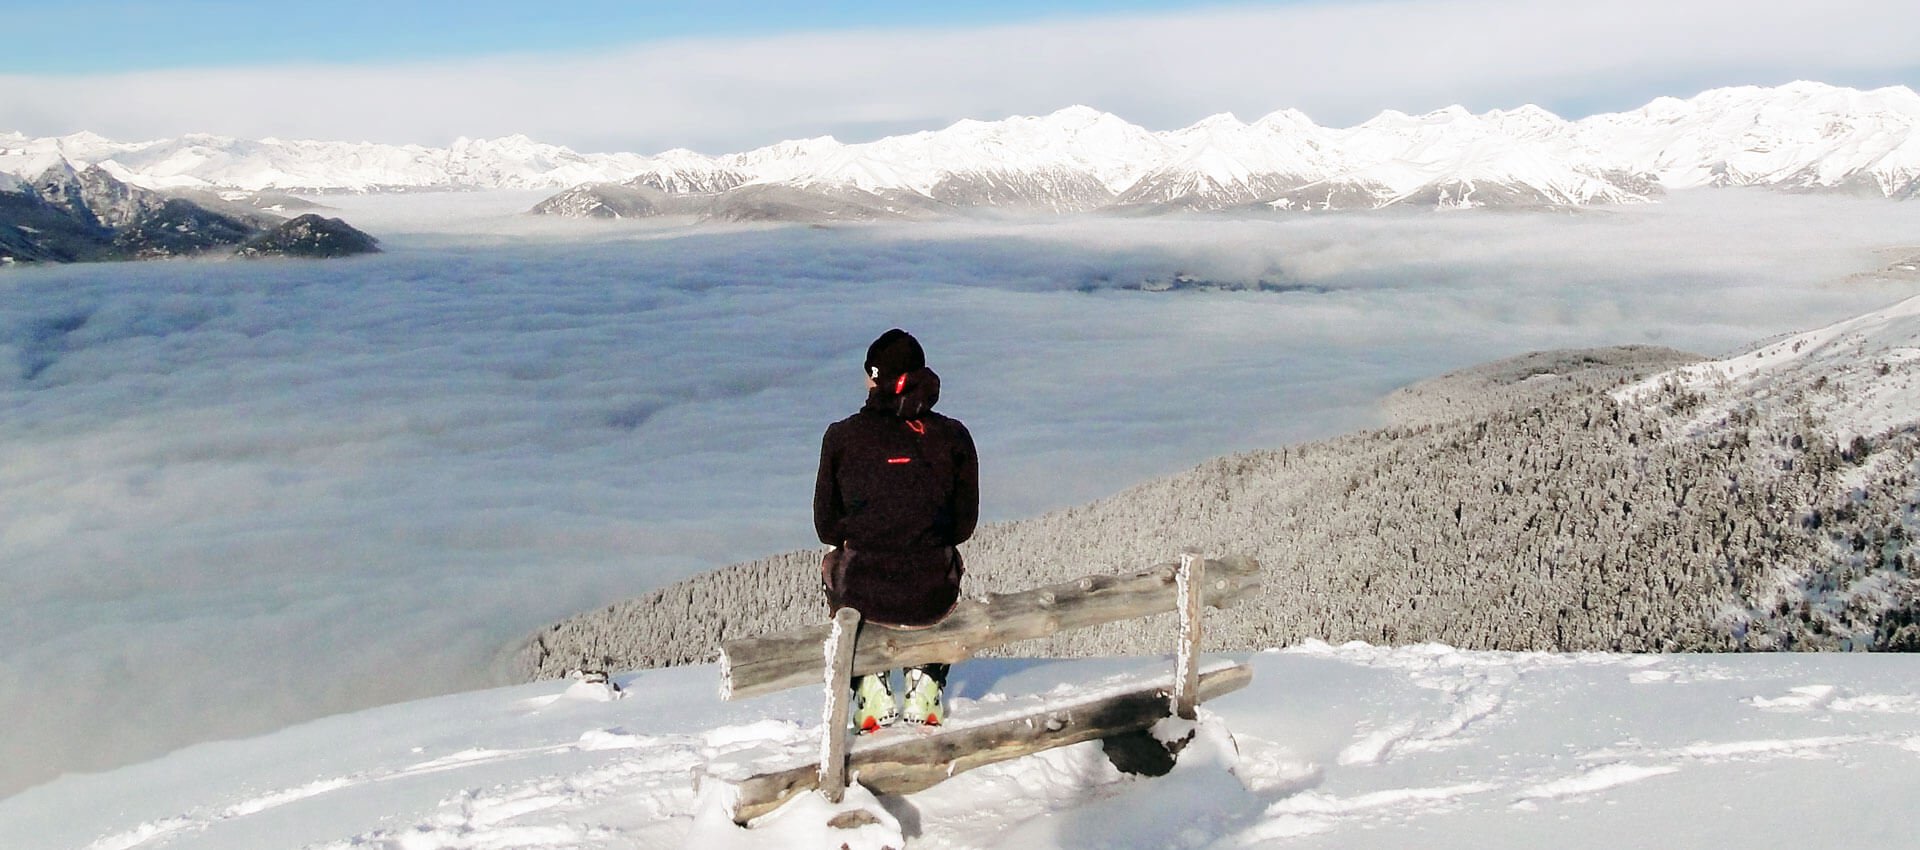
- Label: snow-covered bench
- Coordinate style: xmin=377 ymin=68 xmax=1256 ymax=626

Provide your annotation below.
xmin=707 ymin=553 xmax=1261 ymax=824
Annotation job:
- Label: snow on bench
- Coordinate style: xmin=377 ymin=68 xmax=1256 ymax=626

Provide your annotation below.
xmin=709 ymin=553 xmax=1261 ymax=826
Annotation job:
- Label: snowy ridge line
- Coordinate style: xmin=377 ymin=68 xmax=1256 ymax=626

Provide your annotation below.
xmin=4 ymin=81 xmax=1919 ymax=208
xmin=1616 ymin=293 xmax=1920 ymax=443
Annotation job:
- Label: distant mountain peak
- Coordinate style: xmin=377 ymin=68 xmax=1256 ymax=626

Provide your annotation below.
xmin=1488 ymin=104 xmax=1564 ymax=123
xmin=1422 ymin=104 xmax=1476 ymax=121
xmin=1048 ymin=104 xmax=1107 ymax=118
xmin=1188 ymin=112 xmax=1248 ymax=130
xmin=454 ymin=134 xmax=546 ymax=150
xmin=1253 ymin=108 xmax=1318 ymax=130
xmin=4 ymin=82 xmax=1917 ymax=214
xmin=1033 ymin=105 xmax=1130 ymax=127
xmin=54 ymin=130 xmax=112 ymax=146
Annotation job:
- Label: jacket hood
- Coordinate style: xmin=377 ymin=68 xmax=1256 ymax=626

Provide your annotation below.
xmin=863 ymin=366 xmax=940 ymax=419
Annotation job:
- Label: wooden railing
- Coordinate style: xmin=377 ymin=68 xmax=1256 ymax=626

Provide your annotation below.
xmin=708 ymin=553 xmax=1262 ymax=824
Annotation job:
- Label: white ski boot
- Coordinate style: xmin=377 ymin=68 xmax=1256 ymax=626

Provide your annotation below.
xmin=902 ymin=666 xmax=946 ymax=726
xmin=852 ymin=673 xmax=899 ymax=733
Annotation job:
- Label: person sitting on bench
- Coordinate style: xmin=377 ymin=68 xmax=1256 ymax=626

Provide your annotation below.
xmin=814 ymin=328 xmax=980 ymax=731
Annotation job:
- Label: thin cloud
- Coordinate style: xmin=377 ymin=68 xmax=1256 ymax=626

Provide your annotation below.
xmin=1 ymin=0 xmax=1916 ymax=152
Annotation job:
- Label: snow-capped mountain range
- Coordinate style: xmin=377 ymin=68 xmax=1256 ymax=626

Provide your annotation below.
xmin=4 ymin=82 xmax=1918 ymax=214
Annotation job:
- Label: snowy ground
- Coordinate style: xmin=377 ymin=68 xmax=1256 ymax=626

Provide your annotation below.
xmin=8 ymin=643 xmax=1920 ymax=850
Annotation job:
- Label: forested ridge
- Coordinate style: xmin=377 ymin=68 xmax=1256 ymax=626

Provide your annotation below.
xmin=514 ymin=342 xmax=1920 ymax=680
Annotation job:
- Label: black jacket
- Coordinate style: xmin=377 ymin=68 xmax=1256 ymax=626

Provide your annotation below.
xmin=814 ymin=367 xmax=979 ymax=626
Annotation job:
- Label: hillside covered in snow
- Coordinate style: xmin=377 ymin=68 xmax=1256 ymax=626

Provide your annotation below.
xmin=7 ymin=644 xmax=1920 ymax=849
xmin=3 ymin=82 xmax=1918 ymax=217
xmin=522 ymin=293 xmax=1920 ymax=679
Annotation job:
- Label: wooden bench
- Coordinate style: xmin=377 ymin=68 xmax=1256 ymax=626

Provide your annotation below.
xmin=708 ymin=552 xmax=1261 ymax=824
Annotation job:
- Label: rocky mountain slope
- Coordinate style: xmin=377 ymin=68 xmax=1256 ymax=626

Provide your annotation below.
xmin=0 ymin=159 xmax=378 ymax=264
xmin=514 ymin=296 xmax=1920 ymax=679
xmin=236 ymin=214 xmax=382 ymax=259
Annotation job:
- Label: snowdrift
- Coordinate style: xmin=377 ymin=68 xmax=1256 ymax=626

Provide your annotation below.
xmin=7 ymin=645 xmax=1920 ymax=849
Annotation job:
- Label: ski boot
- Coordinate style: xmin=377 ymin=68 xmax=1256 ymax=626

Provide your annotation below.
xmin=851 ymin=672 xmax=898 ymax=733
xmin=902 ymin=665 xmax=946 ymax=726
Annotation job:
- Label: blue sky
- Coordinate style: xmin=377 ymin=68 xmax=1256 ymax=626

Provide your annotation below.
xmin=1 ymin=1 xmax=1275 ymax=73
xmin=0 ymin=0 xmax=1914 ymax=152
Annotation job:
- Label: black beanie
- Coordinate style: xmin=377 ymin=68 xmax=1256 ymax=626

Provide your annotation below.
xmin=864 ymin=329 xmax=925 ymax=386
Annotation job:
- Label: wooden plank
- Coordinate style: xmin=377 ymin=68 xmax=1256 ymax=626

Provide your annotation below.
xmin=1172 ymin=553 xmax=1204 ymax=720
xmin=724 ymin=662 xmax=1253 ymax=824
xmin=719 ymin=555 xmax=1260 ymax=700
xmin=817 ymin=607 xmax=861 ymax=803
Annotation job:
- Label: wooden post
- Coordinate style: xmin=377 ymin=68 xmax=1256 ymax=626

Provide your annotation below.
xmin=1172 ymin=552 xmax=1204 ymax=720
xmin=818 ymin=607 xmax=861 ymax=803
xmin=720 ymin=555 xmax=1261 ymax=700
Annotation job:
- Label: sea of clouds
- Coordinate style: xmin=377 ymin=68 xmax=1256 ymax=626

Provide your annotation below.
xmin=1 ymin=189 xmax=1916 ymax=797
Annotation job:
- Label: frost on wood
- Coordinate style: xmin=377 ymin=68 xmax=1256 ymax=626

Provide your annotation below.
xmin=818 ymin=608 xmax=860 ymax=801
xmin=819 ymin=617 xmax=841 ymax=772
xmin=1174 ymin=553 xmax=1204 ymax=720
